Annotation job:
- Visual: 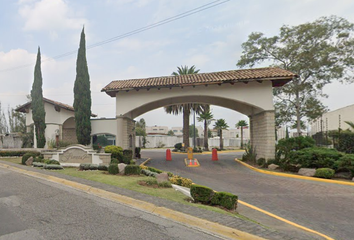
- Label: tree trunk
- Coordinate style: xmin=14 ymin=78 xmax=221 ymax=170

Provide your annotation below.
xmin=295 ymin=90 xmax=301 ymax=136
xmin=183 ymin=107 xmax=190 ymax=148
xmin=220 ymin=130 xmax=223 ymax=150
xmin=240 ymin=127 xmax=243 ymax=149
xmin=204 ymin=120 xmax=208 ymax=151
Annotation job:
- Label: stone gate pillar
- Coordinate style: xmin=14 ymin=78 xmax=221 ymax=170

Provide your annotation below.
xmin=249 ymin=110 xmax=275 ymax=160
xmin=116 ymin=116 xmax=136 ymax=152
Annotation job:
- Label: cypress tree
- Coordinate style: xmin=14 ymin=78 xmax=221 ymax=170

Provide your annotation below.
xmin=74 ymin=27 xmax=91 ymax=145
xmin=31 ymin=47 xmax=46 ymax=148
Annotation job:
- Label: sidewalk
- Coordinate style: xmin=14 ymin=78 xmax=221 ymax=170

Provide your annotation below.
xmin=0 ymin=160 xmax=323 ymax=240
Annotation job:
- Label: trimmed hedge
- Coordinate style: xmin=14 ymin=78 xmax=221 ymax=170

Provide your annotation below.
xmin=98 ymin=165 xmax=108 ymax=171
xmin=315 ymin=168 xmax=335 ymax=179
xmin=0 ymin=150 xmax=40 ymax=157
xmin=32 ymin=162 xmax=45 ymax=168
xmin=124 ymin=165 xmax=141 ymax=175
xmin=108 ymin=164 xmax=119 ymax=175
xmin=43 ymin=164 xmax=64 ymax=170
xmin=104 ymin=145 xmax=123 ymax=159
xmin=211 ymin=192 xmax=238 ymax=210
xmin=141 ymin=169 xmax=158 ymax=177
xmin=44 ymin=159 xmax=60 ymax=165
xmin=190 ymin=184 xmax=214 ymax=204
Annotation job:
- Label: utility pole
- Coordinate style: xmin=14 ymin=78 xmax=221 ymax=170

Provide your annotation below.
xmin=193 ymin=110 xmax=196 ymax=148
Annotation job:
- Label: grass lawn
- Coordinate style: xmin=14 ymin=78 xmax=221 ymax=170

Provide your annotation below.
xmin=0 ymin=157 xmax=254 ymax=220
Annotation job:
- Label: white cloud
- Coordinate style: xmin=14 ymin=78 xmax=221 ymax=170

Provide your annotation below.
xmin=18 ymin=0 xmax=88 ymax=32
xmin=114 ymin=38 xmax=171 ymax=52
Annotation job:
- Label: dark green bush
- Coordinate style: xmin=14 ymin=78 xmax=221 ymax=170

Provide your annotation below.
xmin=256 ymin=158 xmax=266 ymax=167
xmin=174 ymin=143 xmax=183 ymax=150
xmin=141 ymin=169 xmax=158 ymax=177
xmin=21 ymin=152 xmax=38 ymax=165
xmin=314 ymin=168 xmax=335 ymax=179
xmin=147 ymin=167 xmax=163 ymax=173
xmin=43 ymin=164 xmax=64 ymax=170
xmin=122 ymin=155 xmax=131 ymax=164
xmin=129 ymin=160 xmax=136 ymax=165
xmin=98 ymin=165 xmax=108 ymax=171
xmin=123 ymin=149 xmax=133 ymax=160
xmin=167 ymin=172 xmax=174 ymax=177
xmin=110 ymin=158 xmax=119 ymax=164
xmin=124 ymin=165 xmax=141 ymax=175
xmin=108 ymin=164 xmax=119 ymax=175
xmin=338 ymin=132 xmax=354 ymax=153
xmin=289 ymin=147 xmax=343 ymax=169
xmin=211 ymin=192 xmax=238 ymax=210
xmin=79 ymin=163 xmax=91 ymax=171
xmin=276 ymin=136 xmax=315 ymax=161
xmin=158 ymin=181 xmax=172 ymax=188
xmin=190 ymin=184 xmax=214 ymax=204
xmin=242 ymin=144 xmax=257 ymax=163
xmin=44 ymin=159 xmax=60 ymax=165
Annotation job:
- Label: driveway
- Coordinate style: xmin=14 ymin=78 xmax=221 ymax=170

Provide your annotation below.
xmin=142 ymin=149 xmax=354 ymax=240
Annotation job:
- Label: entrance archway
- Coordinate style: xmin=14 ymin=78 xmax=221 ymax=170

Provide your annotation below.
xmin=62 ymin=117 xmax=77 ymax=143
xmin=102 ymin=67 xmax=295 ymax=159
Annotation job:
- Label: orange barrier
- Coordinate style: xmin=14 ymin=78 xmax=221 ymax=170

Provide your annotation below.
xmin=166 ymin=149 xmax=172 ymax=161
xmin=212 ymin=148 xmax=218 ymax=161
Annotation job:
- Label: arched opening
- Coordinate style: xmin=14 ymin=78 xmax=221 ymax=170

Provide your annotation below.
xmin=92 ymin=133 xmax=116 ymax=147
xmin=62 ymin=117 xmax=77 ymax=144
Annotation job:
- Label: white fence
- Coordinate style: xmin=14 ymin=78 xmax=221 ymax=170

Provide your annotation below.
xmin=136 ymin=136 xmax=248 ymax=148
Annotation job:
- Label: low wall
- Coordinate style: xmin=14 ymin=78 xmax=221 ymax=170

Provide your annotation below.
xmin=0 ymin=134 xmax=23 ymax=149
xmin=135 ymin=136 xmax=247 ymax=148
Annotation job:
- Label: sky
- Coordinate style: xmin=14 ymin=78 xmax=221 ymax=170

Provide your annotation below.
xmin=1 ymin=0 xmax=354 ymax=129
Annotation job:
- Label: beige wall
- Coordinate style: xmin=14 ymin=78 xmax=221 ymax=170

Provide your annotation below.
xmin=115 ymin=82 xmax=274 ymax=119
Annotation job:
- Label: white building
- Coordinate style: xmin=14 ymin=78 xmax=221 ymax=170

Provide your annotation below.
xmin=310 ymin=104 xmax=354 ymax=135
xmin=146 ymin=125 xmax=169 ymax=135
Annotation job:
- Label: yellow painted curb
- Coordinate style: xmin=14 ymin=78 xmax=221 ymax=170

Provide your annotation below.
xmin=235 ymin=158 xmax=354 ymax=186
xmin=139 ymin=158 xmax=151 ymax=167
xmin=0 ymin=162 xmax=265 ymax=240
xmin=184 ymin=158 xmax=200 ymax=167
xmin=173 ymin=150 xmax=245 ymax=155
xmin=238 ymin=200 xmax=334 ymax=240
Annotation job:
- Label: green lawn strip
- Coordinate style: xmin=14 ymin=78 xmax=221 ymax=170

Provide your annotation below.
xmin=0 ymin=158 xmax=260 ymax=222
xmin=0 ymin=157 xmax=22 ymax=164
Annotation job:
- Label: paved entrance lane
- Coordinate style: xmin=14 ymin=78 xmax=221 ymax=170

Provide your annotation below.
xmin=142 ymin=150 xmax=354 ymax=240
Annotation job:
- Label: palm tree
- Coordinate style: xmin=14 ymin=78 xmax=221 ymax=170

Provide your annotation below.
xmin=197 ymin=105 xmax=214 ymax=151
xmin=213 ymin=119 xmax=229 ymax=150
xmin=344 ymin=121 xmax=354 ymax=131
xmin=235 ymin=120 xmax=248 ymax=149
xmin=165 ymin=104 xmax=202 ymax=148
xmin=165 ymin=65 xmax=201 ymax=148
xmin=172 ymin=65 xmax=200 ymax=75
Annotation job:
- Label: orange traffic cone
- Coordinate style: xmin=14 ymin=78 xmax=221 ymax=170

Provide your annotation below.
xmin=212 ymin=148 xmax=218 ymax=161
xmin=166 ymin=149 xmax=172 ymax=161
xmin=194 ymin=159 xmax=197 ymax=165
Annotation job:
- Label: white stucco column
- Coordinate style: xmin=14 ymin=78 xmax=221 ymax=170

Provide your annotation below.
xmin=116 ymin=116 xmax=135 ymax=151
xmin=249 ymin=110 xmax=276 ymax=160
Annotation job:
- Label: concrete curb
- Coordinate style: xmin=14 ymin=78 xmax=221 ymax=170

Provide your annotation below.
xmin=0 ymin=162 xmax=265 ymax=240
xmin=235 ymin=158 xmax=354 ymax=186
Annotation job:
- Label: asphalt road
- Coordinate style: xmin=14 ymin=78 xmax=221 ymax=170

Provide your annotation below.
xmin=142 ymin=149 xmax=354 ymax=240
xmin=0 ymin=166 xmax=225 ymax=240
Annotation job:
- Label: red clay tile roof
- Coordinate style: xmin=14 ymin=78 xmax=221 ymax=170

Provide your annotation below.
xmin=15 ymin=97 xmax=97 ymax=117
xmin=102 ymin=67 xmax=296 ymax=97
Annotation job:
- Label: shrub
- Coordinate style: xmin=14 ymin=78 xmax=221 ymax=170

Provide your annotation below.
xmin=22 ymin=152 xmax=38 ymax=165
xmin=256 ymin=158 xmax=266 ymax=167
xmin=123 ymin=149 xmax=133 ymax=160
xmin=169 ymin=176 xmax=193 ymax=188
xmin=124 ymin=165 xmax=141 ymax=175
xmin=174 ymin=143 xmax=183 ymax=150
xmin=43 ymin=164 xmax=64 ymax=170
xmin=141 ymin=169 xmax=158 ymax=177
xmin=276 ymin=136 xmax=315 ymax=160
xmin=129 ymin=160 xmax=136 ymax=165
xmin=158 ymin=181 xmax=172 ymax=188
xmin=108 ymin=164 xmax=119 ymax=175
xmin=147 ymin=167 xmax=163 ymax=173
xmin=110 ymin=158 xmax=119 ymax=164
xmin=122 ymin=155 xmax=131 ymax=164
xmin=167 ymin=172 xmax=174 ymax=177
xmin=211 ymin=192 xmax=238 ymax=210
xmin=190 ymin=184 xmax=214 ymax=204
xmin=242 ymin=144 xmax=257 ymax=163
xmin=104 ymin=145 xmax=123 ymax=159
xmin=98 ymin=165 xmax=108 ymax=171
xmin=144 ymin=177 xmax=158 ymax=185
xmin=44 ymin=159 xmax=60 ymax=165
xmin=289 ymin=147 xmax=343 ymax=169
xmin=79 ymin=163 xmax=91 ymax=171
xmin=315 ymin=168 xmax=335 ymax=179
xmin=338 ymin=132 xmax=354 ymax=153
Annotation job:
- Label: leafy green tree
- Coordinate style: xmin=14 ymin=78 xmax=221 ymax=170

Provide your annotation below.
xmin=0 ymin=102 xmax=8 ymax=134
xmin=197 ymin=105 xmax=214 ymax=151
xmin=135 ymin=118 xmax=146 ymax=136
xmin=213 ymin=119 xmax=229 ymax=150
xmin=237 ymin=16 xmax=354 ymax=135
xmin=8 ymin=107 xmax=26 ymax=133
xmin=167 ymin=130 xmax=175 ymax=136
xmin=74 ymin=27 xmax=91 ymax=145
xmin=31 ymin=47 xmax=46 ymax=148
xmin=235 ymin=120 xmax=248 ymax=149
xmin=165 ymin=65 xmax=202 ymax=147
xmin=189 ymin=125 xmax=199 ymax=138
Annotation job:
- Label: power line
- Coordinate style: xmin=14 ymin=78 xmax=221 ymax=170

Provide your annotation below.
xmin=0 ymin=0 xmax=229 ymax=73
